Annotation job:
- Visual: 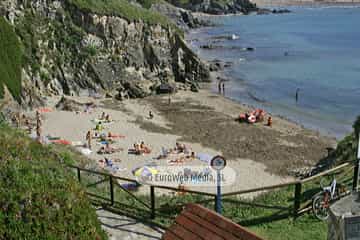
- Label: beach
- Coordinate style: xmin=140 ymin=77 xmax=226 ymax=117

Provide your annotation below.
xmin=31 ymin=86 xmax=335 ymax=196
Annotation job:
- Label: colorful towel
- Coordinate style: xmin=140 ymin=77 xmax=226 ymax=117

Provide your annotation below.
xmin=50 ymin=139 xmax=71 ymax=145
xmin=37 ymin=107 xmax=52 ymax=113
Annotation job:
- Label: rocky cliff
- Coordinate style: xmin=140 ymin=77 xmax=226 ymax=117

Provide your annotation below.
xmin=166 ymin=0 xmax=258 ymax=15
xmin=0 ymin=0 xmax=210 ymax=108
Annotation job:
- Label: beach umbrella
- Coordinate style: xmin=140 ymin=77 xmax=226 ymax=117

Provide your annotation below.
xmin=132 ymin=166 xmax=158 ymax=177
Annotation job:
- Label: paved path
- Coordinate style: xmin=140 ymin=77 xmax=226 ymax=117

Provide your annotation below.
xmin=97 ymin=208 xmax=164 ymax=240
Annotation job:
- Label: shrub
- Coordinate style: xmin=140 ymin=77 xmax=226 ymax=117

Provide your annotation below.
xmin=0 ymin=17 xmax=22 ymax=101
xmin=0 ymin=124 xmax=107 ymax=239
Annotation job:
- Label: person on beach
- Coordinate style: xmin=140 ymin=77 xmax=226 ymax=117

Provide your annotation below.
xmin=100 ymin=112 xmax=106 ymax=120
xmin=95 ymin=123 xmax=103 ymax=131
xmin=218 ymin=81 xmax=222 ymax=94
xmin=295 ymin=88 xmax=300 ymax=103
xmin=86 ymin=130 xmax=92 ymax=149
xmin=222 ymin=82 xmax=225 ymax=95
xmin=149 ymin=111 xmax=154 ymax=119
xmin=36 ymin=117 xmax=42 ymax=142
xmin=25 ymin=119 xmax=32 ymax=133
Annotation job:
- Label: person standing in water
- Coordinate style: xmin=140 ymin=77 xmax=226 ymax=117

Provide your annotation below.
xmin=218 ymin=81 xmax=222 ymax=94
xmin=295 ymin=88 xmax=300 ymax=103
xmin=222 ymin=82 xmax=225 ymax=95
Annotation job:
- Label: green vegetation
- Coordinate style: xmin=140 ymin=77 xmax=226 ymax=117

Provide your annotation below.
xmin=78 ymin=168 xmax=356 ymax=240
xmin=334 ymin=116 xmax=360 ymax=165
xmin=67 ymin=0 xmax=180 ymax=32
xmin=0 ymin=17 xmax=22 ymax=101
xmin=0 ymin=124 xmax=107 ymax=239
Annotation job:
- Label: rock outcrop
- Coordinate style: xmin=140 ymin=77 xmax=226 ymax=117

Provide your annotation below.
xmin=166 ymin=0 xmax=258 ymax=15
xmin=0 ymin=0 xmax=210 ymax=107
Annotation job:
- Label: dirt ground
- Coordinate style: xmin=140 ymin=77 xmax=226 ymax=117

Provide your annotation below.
xmin=133 ymin=90 xmax=335 ymax=176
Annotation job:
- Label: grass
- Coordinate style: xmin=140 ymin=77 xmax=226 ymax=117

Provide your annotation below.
xmin=0 ymin=123 xmax=107 ymax=239
xmin=0 ymin=17 xmax=22 ymax=102
xmin=67 ymin=0 xmax=181 ymax=34
xmin=77 ymin=166 xmax=347 ymax=240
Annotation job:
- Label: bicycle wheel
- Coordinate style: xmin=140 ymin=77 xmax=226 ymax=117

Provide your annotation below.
xmin=312 ymin=194 xmax=329 ymax=221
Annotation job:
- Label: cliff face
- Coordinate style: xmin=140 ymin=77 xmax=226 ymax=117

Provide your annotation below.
xmin=0 ymin=0 xmax=210 ymax=107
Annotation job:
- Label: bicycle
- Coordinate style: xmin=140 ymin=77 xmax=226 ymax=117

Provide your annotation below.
xmin=312 ymin=178 xmax=347 ymax=220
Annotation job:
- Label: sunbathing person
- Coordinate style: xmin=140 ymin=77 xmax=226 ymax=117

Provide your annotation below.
xmin=97 ymin=143 xmax=123 ymax=154
xmin=186 ymin=152 xmax=196 ymax=160
xmin=175 ymin=142 xmax=186 ymax=153
xmin=108 ymin=132 xmax=125 ymax=138
xmin=140 ymin=141 xmax=151 ymax=154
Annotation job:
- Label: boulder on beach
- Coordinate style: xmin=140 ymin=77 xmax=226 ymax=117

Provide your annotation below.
xmin=55 ymin=96 xmax=90 ymax=112
xmin=156 ymin=83 xmax=177 ymax=94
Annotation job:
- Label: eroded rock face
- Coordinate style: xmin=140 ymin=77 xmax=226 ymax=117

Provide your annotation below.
xmin=0 ymin=0 xmax=210 ymax=107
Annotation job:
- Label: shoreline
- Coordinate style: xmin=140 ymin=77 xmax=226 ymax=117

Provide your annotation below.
xmin=187 ymin=6 xmax=356 ymax=140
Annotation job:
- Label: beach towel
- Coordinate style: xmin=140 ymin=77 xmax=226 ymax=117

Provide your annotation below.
xmin=37 ymin=107 xmax=52 ymax=113
xmin=46 ymin=135 xmax=60 ymax=141
xmin=71 ymin=141 xmax=83 ymax=146
xmin=196 ymin=153 xmax=213 ymax=163
xmin=77 ymin=147 xmax=92 ymax=155
xmin=50 ymin=139 xmax=71 ymax=145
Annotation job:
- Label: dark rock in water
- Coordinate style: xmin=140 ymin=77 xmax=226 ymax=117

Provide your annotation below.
xmin=156 ymin=83 xmax=177 ymax=94
xmin=200 ymin=44 xmax=223 ymax=50
xmin=209 ymin=59 xmax=224 ymax=72
xmin=224 ymin=62 xmax=233 ymax=68
xmin=257 ymin=8 xmax=291 ymax=15
xmin=210 ymin=34 xmax=240 ymax=41
xmin=257 ymin=8 xmax=271 ymax=15
xmin=272 ymin=9 xmax=291 ymax=14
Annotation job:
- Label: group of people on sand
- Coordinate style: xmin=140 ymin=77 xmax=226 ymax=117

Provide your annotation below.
xmin=131 ymin=141 xmax=152 ymax=155
xmin=158 ymin=142 xmax=195 ymax=163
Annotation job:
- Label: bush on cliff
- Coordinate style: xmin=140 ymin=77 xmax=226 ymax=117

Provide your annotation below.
xmin=0 ymin=17 xmax=22 ymax=101
xmin=334 ymin=115 xmax=360 ymax=164
xmin=0 ymin=124 xmax=107 ymax=239
xmin=67 ymin=0 xmax=180 ymax=33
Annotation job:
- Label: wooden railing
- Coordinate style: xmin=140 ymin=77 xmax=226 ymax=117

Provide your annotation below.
xmin=67 ymin=161 xmax=354 ymax=220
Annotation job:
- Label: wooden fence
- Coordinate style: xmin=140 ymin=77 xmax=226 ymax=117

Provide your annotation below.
xmin=67 ymin=161 xmax=354 ymax=220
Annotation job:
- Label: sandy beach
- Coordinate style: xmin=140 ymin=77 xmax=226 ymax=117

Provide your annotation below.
xmin=26 ymin=87 xmax=336 ymax=196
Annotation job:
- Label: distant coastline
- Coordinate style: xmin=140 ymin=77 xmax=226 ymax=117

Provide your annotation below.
xmin=249 ymin=0 xmax=360 ymax=7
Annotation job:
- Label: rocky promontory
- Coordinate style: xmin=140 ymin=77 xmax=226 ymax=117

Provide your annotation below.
xmin=0 ymin=0 xmax=210 ymax=108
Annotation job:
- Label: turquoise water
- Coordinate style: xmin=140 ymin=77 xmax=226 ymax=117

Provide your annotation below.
xmin=188 ymin=6 xmax=360 ymax=138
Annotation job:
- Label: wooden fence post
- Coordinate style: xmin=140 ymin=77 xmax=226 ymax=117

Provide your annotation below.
xmin=109 ymin=176 xmax=114 ymax=205
xmin=293 ymin=182 xmax=302 ymax=218
xmin=77 ymin=167 xmax=81 ymax=183
xmin=150 ymin=186 xmax=155 ymax=219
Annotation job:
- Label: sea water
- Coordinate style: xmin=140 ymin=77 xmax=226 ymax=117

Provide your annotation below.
xmin=188 ymin=6 xmax=360 ymax=139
